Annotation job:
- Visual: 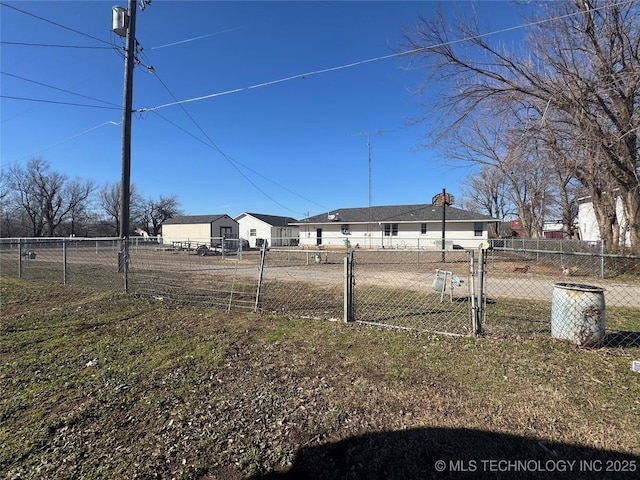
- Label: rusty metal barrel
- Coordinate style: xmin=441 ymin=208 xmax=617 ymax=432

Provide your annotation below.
xmin=551 ymin=283 xmax=605 ymax=346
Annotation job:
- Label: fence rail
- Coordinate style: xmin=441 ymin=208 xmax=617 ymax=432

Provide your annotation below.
xmin=1 ymin=237 xmax=639 ymax=349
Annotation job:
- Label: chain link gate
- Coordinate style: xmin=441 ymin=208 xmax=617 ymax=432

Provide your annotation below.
xmin=256 ymin=248 xmax=345 ymax=320
xmin=349 ymin=249 xmax=478 ymax=336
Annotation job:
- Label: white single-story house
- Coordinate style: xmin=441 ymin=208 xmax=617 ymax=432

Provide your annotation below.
xmin=234 ymin=212 xmax=299 ymax=248
xmin=291 ymin=204 xmax=498 ymax=249
xmin=577 ymin=196 xmax=630 ymax=245
xmin=162 ymin=214 xmax=239 ymax=248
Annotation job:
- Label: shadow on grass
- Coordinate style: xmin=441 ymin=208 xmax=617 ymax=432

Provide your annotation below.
xmin=248 ymin=427 xmax=640 ymax=480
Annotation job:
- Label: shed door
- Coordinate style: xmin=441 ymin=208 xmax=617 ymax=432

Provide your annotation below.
xmin=316 ymin=228 xmax=322 ymax=246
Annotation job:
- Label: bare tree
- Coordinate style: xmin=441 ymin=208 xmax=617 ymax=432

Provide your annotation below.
xmin=140 ymin=195 xmax=182 ymax=236
xmin=0 ymin=172 xmax=22 ymax=237
xmin=99 ymin=183 xmax=121 ymax=236
xmin=404 ymin=0 xmax=640 ymax=251
xmin=7 ymin=160 xmax=46 ymax=236
xmin=444 ymin=103 xmax=553 ymax=238
xmin=459 ymin=165 xmax=514 ymax=237
xmin=60 ymin=179 xmax=95 ymax=236
xmin=4 ymin=158 xmax=93 ymax=237
xmin=528 ymin=105 xmax=588 ymax=239
xmin=99 ymin=182 xmax=143 ymax=237
xmin=460 ymin=166 xmax=513 ymax=218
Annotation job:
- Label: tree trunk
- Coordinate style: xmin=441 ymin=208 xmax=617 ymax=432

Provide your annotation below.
xmin=622 ymin=189 xmax=640 ymax=251
xmin=590 ymin=188 xmax=618 ymax=252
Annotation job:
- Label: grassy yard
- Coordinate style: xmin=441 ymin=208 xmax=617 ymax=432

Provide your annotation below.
xmin=1 ymin=277 xmax=639 ymax=479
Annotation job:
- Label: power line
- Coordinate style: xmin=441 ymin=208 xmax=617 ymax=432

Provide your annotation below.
xmin=1 ymin=72 xmax=121 ymax=107
xmin=150 ymin=108 xmax=327 ymax=212
xmin=137 ymin=50 xmax=414 ymax=113
xmin=0 ymin=3 xmax=112 ymax=46
xmin=150 ymin=71 xmax=324 ymax=214
xmin=149 ymin=108 xmax=326 ymax=208
xmin=137 ymin=0 xmax=635 ymax=114
xmin=2 ymin=121 xmax=120 ymax=167
xmin=0 ymin=41 xmax=113 ymax=49
xmin=1 ymin=95 xmax=121 ymax=110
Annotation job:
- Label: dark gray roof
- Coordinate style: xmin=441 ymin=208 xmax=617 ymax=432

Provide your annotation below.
xmin=238 ymin=212 xmax=297 ymax=227
xmin=162 ymin=214 xmax=233 ymax=225
xmin=293 ymin=204 xmax=496 ymax=224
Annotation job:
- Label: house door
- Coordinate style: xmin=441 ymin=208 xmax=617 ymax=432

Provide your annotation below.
xmin=316 ymin=228 xmax=322 ymax=246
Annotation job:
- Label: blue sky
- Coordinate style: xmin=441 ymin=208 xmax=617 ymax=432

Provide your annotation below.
xmin=1 ymin=1 xmax=532 ymax=219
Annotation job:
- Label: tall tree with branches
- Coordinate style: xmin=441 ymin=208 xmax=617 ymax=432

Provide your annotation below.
xmin=99 ymin=182 xmax=144 ymax=237
xmin=459 ymin=165 xmax=514 ymax=237
xmin=443 ymin=101 xmax=553 ymax=238
xmin=404 ymin=0 xmax=640 ymax=251
xmin=5 ymin=158 xmax=93 ymax=237
xmin=140 ymin=195 xmax=182 ymax=236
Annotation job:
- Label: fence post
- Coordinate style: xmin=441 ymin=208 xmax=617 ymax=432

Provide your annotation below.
xmin=476 ymin=245 xmax=486 ymax=336
xmin=63 ymin=239 xmax=67 ymax=285
xmin=343 ymin=251 xmax=354 ymax=322
xmin=254 ymin=243 xmax=267 ymax=312
xmin=468 ymin=250 xmax=477 ymax=335
xmin=18 ymin=239 xmax=23 ymax=278
xmin=600 ymin=240 xmax=605 ymax=278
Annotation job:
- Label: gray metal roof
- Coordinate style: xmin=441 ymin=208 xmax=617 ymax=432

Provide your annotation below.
xmin=236 ymin=212 xmax=297 ymax=227
xmin=162 ymin=214 xmax=234 ymax=225
xmin=293 ymin=204 xmax=496 ymax=224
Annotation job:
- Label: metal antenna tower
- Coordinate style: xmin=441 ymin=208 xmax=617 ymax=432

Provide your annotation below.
xmin=349 ymin=130 xmax=386 ymax=209
xmin=350 ymin=130 xmax=389 ymax=247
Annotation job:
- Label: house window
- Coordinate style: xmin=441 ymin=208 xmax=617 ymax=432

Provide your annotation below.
xmin=384 ymin=223 xmax=398 ymax=236
xmin=341 ymin=225 xmax=351 ymax=235
xmin=474 ymin=222 xmax=484 ymax=236
xmin=249 ymin=229 xmax=257 ymax=237
xmin=421 ymin=223 xmax=427 ymax=234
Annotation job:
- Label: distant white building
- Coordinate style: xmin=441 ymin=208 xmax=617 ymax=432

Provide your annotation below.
xmin=161 ymin=214 xmax=239 ymax=247
xmin=234 ymin=212 xmax=299 ymax=248
xmin=577 ymin=196 xmax=630 ymax=245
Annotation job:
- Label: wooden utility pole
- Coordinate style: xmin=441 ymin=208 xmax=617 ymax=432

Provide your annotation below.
xmin=118 ymin=0 xmax=137 ymax=292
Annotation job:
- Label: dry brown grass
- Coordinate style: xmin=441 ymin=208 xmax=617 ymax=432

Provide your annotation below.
xmin=1 ymin=277 xmax=639 ymax=479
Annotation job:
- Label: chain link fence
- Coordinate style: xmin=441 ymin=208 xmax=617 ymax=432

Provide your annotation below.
xmin=484 ymin=239 xmax=640 ymax=348
xmin=352 ymin=249 xmax=475 ymax=335
xmin=2 ymin=237 xmax=639 ymax=349
xmin=127 ymin=239 xmax=259 ymax=312
xmin=0 ymin=237 xmax=126 ymax=291
xmin=257 ymin=248 xmax=345 ymax=319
